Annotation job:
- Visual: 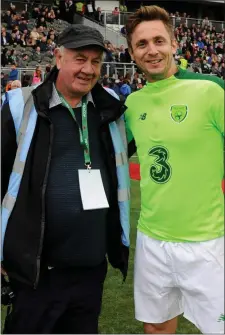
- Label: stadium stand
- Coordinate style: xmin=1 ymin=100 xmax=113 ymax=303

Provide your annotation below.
xmin=1 ymin=1 xmax=225 ymax=95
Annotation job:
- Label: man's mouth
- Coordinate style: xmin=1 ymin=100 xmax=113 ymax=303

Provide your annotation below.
xmin=77 ymin=77 xmax=92 ymax=82
xmin=146 ymin=59 xmax=163 ymax=64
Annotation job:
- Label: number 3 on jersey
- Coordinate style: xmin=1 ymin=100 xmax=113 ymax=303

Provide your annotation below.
xmin=148 ymin=146 xmax=172 ymax=184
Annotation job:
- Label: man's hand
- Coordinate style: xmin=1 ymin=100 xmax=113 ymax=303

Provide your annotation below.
xmin=1 ymin=266 xmax=7 ymax=276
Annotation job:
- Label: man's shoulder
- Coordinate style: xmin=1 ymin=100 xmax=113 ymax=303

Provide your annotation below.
xmin=125 ymin=88 xmax=147 ymax=108
xmin=176 ymin=68 xmax=224 ymax=90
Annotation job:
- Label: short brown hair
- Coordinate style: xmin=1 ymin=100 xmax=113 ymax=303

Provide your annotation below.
xmin=126 ymin=5 xmax=174 ymax=50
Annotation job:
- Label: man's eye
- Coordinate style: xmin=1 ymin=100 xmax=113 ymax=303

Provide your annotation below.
xmin=137 ymin=42 xmax=146 ymax=48
xmin=156 ymin=40 xmax=164 ymax=44
xmin=76 ymin=58 xmax=85 ymax=62
xmin=93 ymin=60 xmax=101 ymax=64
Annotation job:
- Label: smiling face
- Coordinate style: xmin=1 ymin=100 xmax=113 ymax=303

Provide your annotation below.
xmin=55 ymin=47 xmax=103 ymax=98
xmin=129 ymin=20 xmax=177 ymax=82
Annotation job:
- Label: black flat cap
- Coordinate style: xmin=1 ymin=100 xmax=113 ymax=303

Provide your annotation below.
xmin=58 ymin=24 xmax=107 ymax=51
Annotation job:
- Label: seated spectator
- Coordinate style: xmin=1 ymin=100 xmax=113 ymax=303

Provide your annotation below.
xmin=201 ymin=59 xmax=211 ymax=74
xmin=8 ymin=64 xmax=19 ymax=81
xmin=37 ymin=16 xmax=47 ymax=28
xmin=9 ymin=32 xmax=19 ymax=46
xmin=47 ymin=9 xmax=56 ymax=22
xmin=211 ymin=62 xmax=221 ymax=77
xmin=1 ymin=31 xmax=11 ymax=46
xmin=197 ymin=37 xmax=204 ymax=49
xmin=32 ymin=46 xmax=42 ymax=63
xmin=11 ymin=79 xmax=22 ymax=90
xmin=38 ymin=36 xmax=48 ymax=52
xmin=19 ymin=19 xmax=28 ymax=33
xmin=19 ymin=33 xmax=27 ymax=47
xmin=94 ymin=7 xmax=102 ymax=22
xmin=8 ymin=49 xmax=17 ymax=65
xmin=26 ymin=35 xmax=34 ymax=46
xmin=17 ymin=54 xmax=29 ymax=68
xmin=10 ymin=14 xmax=19 ymax=28
xmin=21 ymin=10 xmax=29 ymax=21
xmin=32 ymin=66 xmax=42 ymax=85
xmin=220 ymin=62 xmax=225 ymax=79
xmin=30 ymin=27 xmax=40 ymax=45
xmin=32 ymin=7 xmax=40 ymax=19
xmin=2 ymin=10 xmax=12 ymax=27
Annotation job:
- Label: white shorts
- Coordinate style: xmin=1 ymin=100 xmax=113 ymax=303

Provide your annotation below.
xmin=134 ymin=231 xmax=224 ymax=333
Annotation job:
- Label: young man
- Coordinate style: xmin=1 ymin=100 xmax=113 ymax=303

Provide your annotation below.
xmin=1 ymin=24 xmax=130 ymax=334
xmin=125 ymin=5 xmax=224 ymax=334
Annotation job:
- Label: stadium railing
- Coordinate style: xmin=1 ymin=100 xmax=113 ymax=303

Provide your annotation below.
xmin=101 ymin=10 xmax=225 ymax=32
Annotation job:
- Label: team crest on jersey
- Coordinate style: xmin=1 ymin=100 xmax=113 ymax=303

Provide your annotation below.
xmin=170 ymin=105 xmax=188 ymax=123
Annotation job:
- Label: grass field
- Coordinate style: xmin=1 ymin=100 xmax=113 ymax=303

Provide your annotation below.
xmin=1 ymin=157 xmax=201 ymax=334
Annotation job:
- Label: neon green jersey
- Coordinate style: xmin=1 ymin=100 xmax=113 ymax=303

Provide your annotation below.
xmin=125 ymin=68 xmax=224 ymax=242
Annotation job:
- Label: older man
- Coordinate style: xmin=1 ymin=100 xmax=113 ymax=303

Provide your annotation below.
xmin=1 ymin=25 xmax=130 ymax=334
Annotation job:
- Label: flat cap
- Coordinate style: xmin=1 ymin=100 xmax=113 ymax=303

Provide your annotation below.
xmin=58 ymin=24 xmax=107 ymax=51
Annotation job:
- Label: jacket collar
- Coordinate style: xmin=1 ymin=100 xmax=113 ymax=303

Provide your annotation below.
xmin=32 ymin=66 xmax=126 ymax=124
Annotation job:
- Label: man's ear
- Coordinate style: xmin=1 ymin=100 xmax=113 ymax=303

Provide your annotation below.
xmin=128 ymin=47 xmax=135 ymax=61
xmin=54 ymin=48 xmax=62 ymax=70
xmin=171 ymin=39 xmax=178 ymax=56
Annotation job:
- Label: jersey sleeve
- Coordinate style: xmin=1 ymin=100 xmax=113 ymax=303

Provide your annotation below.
xmin=210 ymin=83 xmax=224 ymax=137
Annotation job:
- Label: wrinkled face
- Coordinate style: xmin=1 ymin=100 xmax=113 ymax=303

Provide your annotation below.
xmin=55 ymin=47 xmax=103 ymax=96
xmin=129 ymin=20 xmax=177 ymax=82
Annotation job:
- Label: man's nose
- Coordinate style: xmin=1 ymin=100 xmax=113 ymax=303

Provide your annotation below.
xmin=147 ymin=42 xmax=159 ymax=56
xmin=81 ymin=61 xmax=95 ymax=75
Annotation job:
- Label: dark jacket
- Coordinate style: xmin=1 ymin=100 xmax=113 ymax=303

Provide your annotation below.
xmin=2 ymin=67 xmax=134 ymax=288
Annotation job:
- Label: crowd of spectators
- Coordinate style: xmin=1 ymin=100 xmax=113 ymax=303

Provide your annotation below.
xmin=1 ymin=3 xmax=225 ymax=94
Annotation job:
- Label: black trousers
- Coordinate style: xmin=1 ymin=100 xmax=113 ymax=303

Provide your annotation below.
xmin=4 ymin=259 xmax=107 ymax=334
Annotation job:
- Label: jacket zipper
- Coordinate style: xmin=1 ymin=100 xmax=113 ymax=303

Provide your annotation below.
xmin=34 ymin=122 xmax=54 ymax=289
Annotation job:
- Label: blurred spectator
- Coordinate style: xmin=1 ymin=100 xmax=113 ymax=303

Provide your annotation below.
xmin=47 ymin=9 xmax=56 ymax=22
xmin=120 ymin=26 xmax=126 ymax=35
xmin=44 ymin=64 xmax=52 ymax=79
xmin=32 ymin=46 xmax=42 ymax=63
xmin=30 ymin=27 xmax=40 ymax=45
xmin=38 ymin=36 xmax=48 ymax=52
xmin=120 ymin=79 xmax=131 ymax=100
xmin=211 ymin=62 xmax=221 ymax=77
xmin=86 ymin=1 xmax=95 ymax=18
xmin=112 ymin=7 xmax=119 ymax=15
xmin=8 ymin=64 xmax=19 ymax=81
xmin=201 ymin=59 xmax=211 ymax=74
xmin=220 ymin=62 xmax=225 ymax=79
xmin=5 ymin=81 xmax=13 ymax=92
xmin=17 ymin=54 xmax=29 ymax=68
xmin=94 ymin=7 xmax=102 ymax=23
xmin=21 ymin=10 xmax=29 ymax=21
xmin=75 ymin=1 xmax=85 ymax=15
xmin=1 ymin=31 xmax=11 ymax=46
xmin=32 ymin=66 xmax=42 ymax=85
xmin=1 ymin=72 xmax=7 ymax=92
xmin=19 ymin=19 xmax=28 ymax=33
xmin=11 ymin=79 xmax=22 ymax=89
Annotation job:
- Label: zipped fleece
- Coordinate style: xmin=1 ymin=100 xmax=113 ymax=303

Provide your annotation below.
xmin=1 ymin=67 xmax=133 ymax=288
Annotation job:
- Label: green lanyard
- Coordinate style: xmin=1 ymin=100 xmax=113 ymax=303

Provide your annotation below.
xmin=59 ymin=93 xmax=91 ymax=169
